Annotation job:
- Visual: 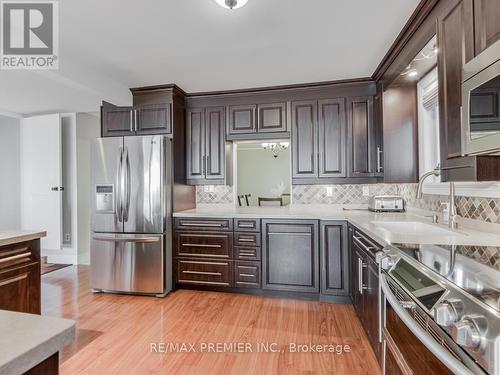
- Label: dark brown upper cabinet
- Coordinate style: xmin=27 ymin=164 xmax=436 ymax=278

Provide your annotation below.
xmin=102 ymin=85 xmax=184 ymax=137
xmin=228 ymin=104 xmax=257 ymax=135
xmin=472 ymin=0 xmax=500 ymax=57
xmin=292 ymin=100 xmax=319 ymax=179
xmin=101 ymin=102 xmax=134 ymax=137
xmin=186 ymin=106 xmax=230 ymax=185
xmin=437 ymin=0 xmax=500 ymax=181
xmin=227 ymin=102 xmax=288 ymax=139
xmin=134 ymin=103 xmax=171 ymax=135
xmin=318 ymin=99 xmax=347 ymax=178
xmin=257 ymin=102 xmax=287 ymax=133
xmin=347 ymin=96 xmax=375 ymax=177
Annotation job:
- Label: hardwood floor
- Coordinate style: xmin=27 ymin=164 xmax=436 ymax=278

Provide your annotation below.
xmin=42 ymin=266 xmax=380 ymax=375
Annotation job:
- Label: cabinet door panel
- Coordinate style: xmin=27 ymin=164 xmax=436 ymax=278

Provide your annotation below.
xmin=262 ymin=220 xmax=319 ymax=293
xmin=101 ymin=102 xmax=134 ymax=137
xmin=205 ymin=107 xmax=225 ymax=180
xmin=348 ymin=97 xmax=373 ymax=177
xmin=136 ymin=103 xmax=171 ymax=135
xmin=177 ymin=259 xmax=232 ymax=287
xmin=320 ymin=221 xmax=348 ymax=296
xmin=438 ymin=1 xmax=468 ymax=160
xmin=258 ymin=102 xmax=287 ymax=133
xmin=473 ymin=0 xmax=500 ymax=56
xmin=292 ymin=100 xmax=318 ymax=178
xmin=234 ymin=261 xmax=261 ymax=289
xmin=186 ymin=108 xmax=206 ymax=181
xmin=318 ymin=99 xmax=346 ymax=177
xmin=228 ymin=105 xmax=257 ymax=135
xmin=0 ymin=263 xmax=40 ymax=314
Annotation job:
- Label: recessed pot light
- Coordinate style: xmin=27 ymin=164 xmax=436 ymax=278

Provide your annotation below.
xmin=215 ymin=0 xmax=249 ymax=9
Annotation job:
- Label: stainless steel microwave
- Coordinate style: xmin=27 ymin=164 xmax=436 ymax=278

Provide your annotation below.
xmin=462 ymin=39 xmax=500 ymax=155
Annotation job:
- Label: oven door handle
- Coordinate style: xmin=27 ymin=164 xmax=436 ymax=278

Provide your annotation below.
xmin=380 ymin=274 xmax=475 ymax=375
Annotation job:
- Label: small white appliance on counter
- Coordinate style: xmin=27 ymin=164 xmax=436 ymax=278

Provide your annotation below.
xmin=368 ymin=195 xmax=405 ymax=212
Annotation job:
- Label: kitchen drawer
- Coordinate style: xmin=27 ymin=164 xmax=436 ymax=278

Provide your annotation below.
xmin=234 ymin=246 xmax=261 ymax=261
xmin=234 ymin=219 xmax=261 ymax=233
xmin=234 ymin=261 xmax=261 ymax=289
xmin=175 ymin=232 xmax=233 ymax=259
xmin=177 ymin=259 xmax=232 ymax=287
xmin=174 ymin=217 xmax=233 ymax=232
xmin=0 ymin=240 xmax=39 ymax=270
xmin=234 ymin=232 xmax=261 ymax=247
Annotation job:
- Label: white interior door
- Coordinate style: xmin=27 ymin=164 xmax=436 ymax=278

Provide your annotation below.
xmin=21 ymin=114 xmax=62 ymax=251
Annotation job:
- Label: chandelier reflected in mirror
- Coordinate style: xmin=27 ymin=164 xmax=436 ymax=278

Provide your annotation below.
xmin=262 ymin=142 xmax=289 ymax=158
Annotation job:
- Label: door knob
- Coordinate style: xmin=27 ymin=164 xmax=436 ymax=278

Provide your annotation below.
xmin=51 ymin=186 xmax=65 ymax=191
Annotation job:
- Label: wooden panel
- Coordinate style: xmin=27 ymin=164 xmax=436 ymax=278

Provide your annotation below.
xmin=177 ymin=259 xmax=232 ymax=287
xmin=175 ymin=232 xmax=233 ymax=259
xmin=234 ymin=219 xmax=260 ymax=233
xmin=318 ymin=99 xmax=346 ymax=177
xmin=234 ymin=261 xmax=261 ymax=289
xmin=0 ymin=240 xmax=39 ymax=270
xmin=348 ymin=97 xmax=374 ymax=177
xmin=0 ymin=262 xmax=40 ymax=314
xmin=101 ymin=102 xmax=134 ymax=137
xmin=382 ymin=85 xmax=418 ymax=183
xmin=186 ymin=108 xmax=205 ymax=181
xmin=257 ymin=102 xmax=287 ymax=133
xmin=320 ymin=221 xmax=349 ymax=296
xmin=473 ymin=0 xmax=500 ymax=56
xmin=234 ymin=232 xmax=261 ymax=247
xmin=136 ymin=103 xmax=171 ymax=135
xmin=262 ymin=220 xmax=319 ymax=293
xmin=234 ymin=246 xmax=261 ymax=261
xmin=228 ymin=105 xmax=257 ymax=135
xmin=174 ymin=217 xmax=233 ymax=232
xmin=205 ymin=106 xmax=226 ymax=180
xmin=25 ymin=352 xmax=59 ymax=375
xmin=291 ymin=100 xmax=318 ymax=179
xmin=438 ymin=0 xmax=468 ymax=160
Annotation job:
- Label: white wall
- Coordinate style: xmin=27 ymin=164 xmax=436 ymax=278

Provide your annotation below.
xmin=76 ymin=113 xmax=100 ymax=265
xmin=0 ymin=115 xmax=21 ymax=229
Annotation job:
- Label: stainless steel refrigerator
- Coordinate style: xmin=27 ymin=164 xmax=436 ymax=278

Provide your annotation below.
xmin=90 ymin=135 xmax=172 ymax=296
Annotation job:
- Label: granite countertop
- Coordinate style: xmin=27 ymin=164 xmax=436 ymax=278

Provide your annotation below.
xmin=0 ymin=231 xmax=47 ymax=247
xmin=173 ymin=205 xmax=500 ymax=247
xmin=0 ymin=310 xmax=75 ymax=375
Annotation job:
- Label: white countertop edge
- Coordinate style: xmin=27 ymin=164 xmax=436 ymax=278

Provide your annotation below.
xmin=0 ymin=231 xmax=47 ymax=247
xmin=172 ymin=207 xmax=500 ymax=247
xmin=0 ymin=311 xmax=75 ymax=375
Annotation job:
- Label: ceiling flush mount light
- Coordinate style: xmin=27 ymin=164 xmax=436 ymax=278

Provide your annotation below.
xmin=215 ymin=0 xmax=249 ymax=9
xmin=262 ymin=142 xmax=289 ymax=158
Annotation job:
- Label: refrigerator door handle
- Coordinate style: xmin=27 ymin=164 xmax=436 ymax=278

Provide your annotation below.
xmin=123 ymin=147 xmax=131 ymax=222
xmin=116 ymin=147 xmax=124 ymax=222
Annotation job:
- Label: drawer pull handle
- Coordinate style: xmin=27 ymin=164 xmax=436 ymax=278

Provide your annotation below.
xmin=238 ymin=224 xmax=255 ymax=228
xmin=181 ymin=223 xmax=224 ymax=227
xmin=239 ymin=273 xmax=255 ymax=277
xmin=0 ymin=274 xmax=28 ymax=287
xmin=181 ymin=243 xmax=222 ymax=248
xmin=179 ymin=260 xmax=227 ymax=266
xmin=0 ymin=252 xmax=31 ymax=264
xmin=179 ymin=253 xmax=227 ymax=258
xmin=182 ymin=271 xmax=222 ymax=276
xmin=268 ymin=232 xmax=312 ymax=236
xmin=238 ymin=238 xmax=255 ymax=243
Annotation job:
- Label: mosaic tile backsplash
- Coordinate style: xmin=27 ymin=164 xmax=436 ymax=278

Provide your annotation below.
xmin=196 ymin=183 xmax=500 ymax=225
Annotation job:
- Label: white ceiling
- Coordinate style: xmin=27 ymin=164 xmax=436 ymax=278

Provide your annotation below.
xmin=0 ymin=0 xmax=420 ymax=116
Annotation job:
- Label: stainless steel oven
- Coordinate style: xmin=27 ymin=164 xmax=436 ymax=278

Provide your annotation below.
xmin=379 ymin=246 xmax=491 ymax=375
xmin=462 ymin=39 xmax=500 ymax=155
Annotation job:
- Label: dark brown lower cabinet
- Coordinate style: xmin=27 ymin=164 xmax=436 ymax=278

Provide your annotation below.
xmin=262 ymin=219 xmax=319 ymax=293
xmin=234 ymin=261 xmax=261 ymax=289
xmin=176 ymin=259 xmax=232 ymax=287
xmin=320 ymin=221 xmax=349 ymax=296
xmin=0 ymin=239 xmax=41 ymax=315
xmin=349 ymin=226 xmax=382 ymax=365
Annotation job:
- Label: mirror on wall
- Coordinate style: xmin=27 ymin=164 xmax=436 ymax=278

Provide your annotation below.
xmin=236 ymin=140 xmax=291 ymax=207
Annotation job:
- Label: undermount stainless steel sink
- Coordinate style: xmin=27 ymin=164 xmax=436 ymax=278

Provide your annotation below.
xmin=370 ymin=221 xmax=466 ymax=237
